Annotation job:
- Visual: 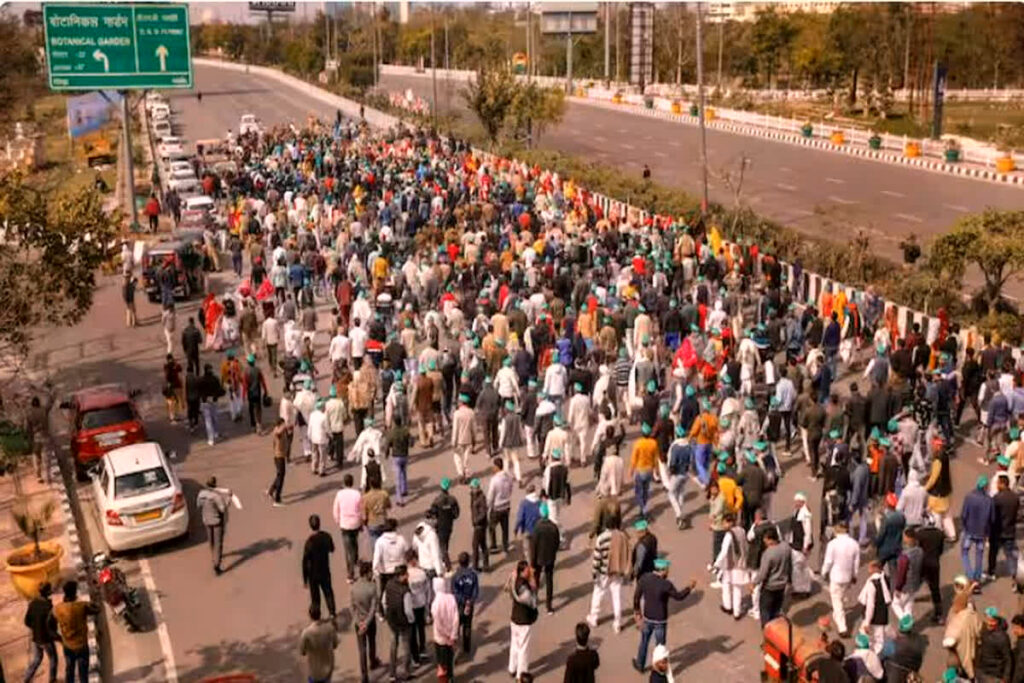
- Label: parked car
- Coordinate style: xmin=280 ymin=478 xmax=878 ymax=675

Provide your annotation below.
xmin=151 ymin=119 xmax=172 ymax=140
xmin=158 ymin=136 xmax=185 ymax=158
xmin=92 ymin=442 xmax=188 ymax=553
xmin=141 ymin=240 xmax=202 ymax=302
xmin=60 ymin=384 xmax=146 ymax=480
xmin=149 ymin=103 xmax=170 ymax=121
xmin=166 ymin=168 xmax=199 ymax=193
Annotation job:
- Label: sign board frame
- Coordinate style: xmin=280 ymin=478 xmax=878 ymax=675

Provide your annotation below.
xmin=540 ymin=2 xmax=599 ymax=35
xmin=43 ymin=3 xmax=193 ymax=91
xmin=248 ymin=2 xmax=297 ymax=12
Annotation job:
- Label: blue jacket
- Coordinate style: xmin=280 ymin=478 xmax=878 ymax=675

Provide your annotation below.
xmin=960 ymin=488 xmax=995 ymax=539
xmin=875 ymin=509 xmax=906 ymax=563
xmin=850 ymin=462 xmax=871 ymax=509
xmin=515 ymin=496 xmax=542 ymax=536
xmin=451 ymin=566 xmax=479 ymax=609
xmin=822 ymin=320 xmax=841 ymax=349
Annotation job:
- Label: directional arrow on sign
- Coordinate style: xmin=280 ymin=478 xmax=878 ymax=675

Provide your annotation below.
xmin=92 ymin=49 xmax=109 ymax=72
xmin=155 ymin=45 xmax=169 ymax=72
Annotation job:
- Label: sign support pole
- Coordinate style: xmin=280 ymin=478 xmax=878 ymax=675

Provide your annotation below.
xmin=121 ymin=91 xmax=139 ymax=230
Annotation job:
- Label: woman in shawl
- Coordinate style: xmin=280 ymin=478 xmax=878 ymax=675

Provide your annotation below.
xmin=202 ymin=294 xmax=224 ymax=350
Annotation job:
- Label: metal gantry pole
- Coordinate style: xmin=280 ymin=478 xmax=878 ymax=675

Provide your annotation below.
xmin=604 ymin=2 xmax=610 ymax=85
xmin=431 ymin=9 xmax=438 ymax=131
xmin=695 ymin=2 xmax=709 ymax=215
xmin=121 ymin=91 xmax=139 ymax=229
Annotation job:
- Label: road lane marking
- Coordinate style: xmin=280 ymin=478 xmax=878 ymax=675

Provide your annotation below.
xmin=778 ymin=166 xmax=793 ymax=172
xmin=828 ymin=195 xmax=858 ymax=205
xmin=654 ymin=151 xmax=668 ymax=158
xmin=139 ymin=557 xmax=179 ymax=683
xmin=944 ymin=203 xmax=969 ymax=212
xmin=594 ymin=135 xmax=608 ymax=143
xmin=791 ymin=208 xmax=815 ymax=216
xmin=825 ymin=177 xmax=845 ymax=184
xmin=776 ymin=183 xmax=797 ymax=191
xmin=880 ymin=190 xmax=905 ymax=198
xmin=894 ymin=212 xmax=924 ymax=223
xmin=620 ymin=142 xmax=636 ymax=150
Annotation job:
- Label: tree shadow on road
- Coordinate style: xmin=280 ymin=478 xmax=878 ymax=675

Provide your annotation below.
xmin=179 ymin=626 xmax=305 ymax=683
xmin=670 ymin=634 xmax=744 ymax=674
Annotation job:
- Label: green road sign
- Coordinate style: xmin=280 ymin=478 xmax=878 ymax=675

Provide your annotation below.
xmin=43 ymin=3 xmax=192 ymax=91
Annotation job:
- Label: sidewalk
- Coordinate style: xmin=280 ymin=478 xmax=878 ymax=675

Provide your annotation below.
xmin=0 ymin=462 xmax=74 ymax=682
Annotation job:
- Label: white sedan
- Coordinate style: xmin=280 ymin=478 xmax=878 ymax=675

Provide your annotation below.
xmin=158 ymin=136 xmax=184 ymax=158
xmin=92 ymin=442 xmax=189 ymax=553
xmin=166 ymin=168 xmax=199 ymax=193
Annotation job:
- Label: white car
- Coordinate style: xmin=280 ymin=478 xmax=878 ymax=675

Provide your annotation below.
xmin=93 ymin=443 xmax=188 ymax=553
xmin=166 ymin=168 xmax=199 ymax=193
xmin=183 ymin=194 xmax=215 ymax=213
xmin=239 ymin=114 xmax=260 ymax=135
xmin=151 ymin=119 xmax=172 ymax=139
xmin=149 ymin=103 xmax=170 ymax=121
xmin=167 ymin=160 xmax=192 ymax=176
xmin=158 ymin=136 xmax=185 ymax=158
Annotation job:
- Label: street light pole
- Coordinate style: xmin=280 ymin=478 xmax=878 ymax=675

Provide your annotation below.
xmin=431 ymin=9 xmax=438 ymax=131
xmin=695 ymin=2 xmax=709 ymax=215
xmin=121 ymin=91 xmax=138 ymax=229
xmin=603 ymin=2 xmax=610 ymax=85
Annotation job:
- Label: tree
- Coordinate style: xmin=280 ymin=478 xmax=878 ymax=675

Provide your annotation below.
xmin=827 ymin=6 xmax=874 ymax=106
xmin=462 ymin=66 xmax=517 ymax=146
xmin=928 ymin=210 xmax=1024 ymax=315
xmin=750 ymin=9 xmax=797 ymax=88
xmin=0 ymin=11 xmax=43 ymax=127
xmin=507 ymin=82 xmax=566 ymax=147
xmin=0 ymin=174 xmax=118 ymax=382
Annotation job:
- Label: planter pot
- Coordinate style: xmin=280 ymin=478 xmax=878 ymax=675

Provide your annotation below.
xmin=801 ymin=124 xmax=813 ymax=138
xmin=5 ymin=541 xmax=64 ymax=600
xmin=868 ymin=137 xmax=882 ymax=150
xmin=689 ymin=104 xmax=699 ymax=117
xmin=904 ymin=141 xmax=921 ymax=158
xmin=611 ymin=94 xmax=623 ymax=104
xmin=830 ymin=131 xmax=845 ymax=145
xmin=944 ymin=149 xmax=961 ymax=163
xmin=644 ymin=97 xmax=654 ymax=110
xmin=997 ymin=156 xmax=1016 ymax=173
xmin=670 ymin=102 xmax=682 ymax=114
xmin=705 ymin=107 xmax=716 ymax=121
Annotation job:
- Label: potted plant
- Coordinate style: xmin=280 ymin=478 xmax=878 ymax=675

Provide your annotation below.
xmin=643 ymin=95 xmax=654 ymax=110
xmin=689 ymin=103 xmax=699 ymax=117
xmin=5 ymin=499 xmax=63 ymax=599
xmin=670 ymin=99 xmax=682 ymax=115
xmin=612 ymin=91 xmax=623 ymax=105
xmin=944 ymin=138 xmax=961 ymax=163
xmin=801 ymin=121 xmax=813 ymax=138
xmin=868 ymin=133 xmax=883 ymax=150
xmin=830 ymin=129 xmax=845 ymax=145
xmin=996 ymin=150 xmax=1016 ymax=173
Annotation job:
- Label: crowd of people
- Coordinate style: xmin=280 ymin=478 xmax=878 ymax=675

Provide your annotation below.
xmin=127 ymin=112 xmax=1024 ymax=683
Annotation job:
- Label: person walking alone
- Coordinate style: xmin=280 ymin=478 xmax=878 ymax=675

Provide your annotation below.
xmin=350 ymin=561 xmax=381 ymax=683
xmin=333 ymin=474 xmax=363 ymax=583
xmin=196 ymin=477 xmax=230 ymax=575
xmin=303 ymin=514 xmax=336 ymax=619
xmin=632 ymin=558 xmax=696 ymax=673
xmin=299 ymin=604 xmax=338 ymax=683
xmin=267 ymin=418 xmax=288 ymax=505
xmin=821 ymin=521 xmax=860 ymax=637
xmin=383 ymin=564 xmax=416 ymax=682
xmin=587 ymin=516 xmax=631 ymax=632
xmin=508 ymin=560 xmax=539 ymax=682
xmin=431 ymin=576 xmax=459 ymax=681
xmin=530 ymin=503 xmax=561 ymax=614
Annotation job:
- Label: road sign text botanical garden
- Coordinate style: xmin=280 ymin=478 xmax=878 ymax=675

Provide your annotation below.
xmin=43 ymin=4 xmax=192 ymax=91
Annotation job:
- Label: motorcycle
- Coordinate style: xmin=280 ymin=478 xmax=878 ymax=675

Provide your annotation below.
xmin=92 ymin=552 xmax=142 ymax=631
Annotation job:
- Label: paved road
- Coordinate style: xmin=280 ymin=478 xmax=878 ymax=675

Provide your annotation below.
xmin=28 ymin=61 xmax=1018 ymax=683
xmin=382 ymin=73 xmax=1024 ymax=264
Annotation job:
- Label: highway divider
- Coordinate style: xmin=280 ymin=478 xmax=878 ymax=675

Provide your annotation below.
xmin=380 ymin=64 xmax=1024 ymax=186
xmin=198 ymin=59 xmax=949 ymax=347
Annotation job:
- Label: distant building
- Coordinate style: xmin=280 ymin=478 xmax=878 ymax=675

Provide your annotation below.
xmin=702 ymin=1 xmax=840 ymax=24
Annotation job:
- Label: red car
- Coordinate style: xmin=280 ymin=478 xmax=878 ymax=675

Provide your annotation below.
xmin=60 ymin=384 xmax=146 ymax=480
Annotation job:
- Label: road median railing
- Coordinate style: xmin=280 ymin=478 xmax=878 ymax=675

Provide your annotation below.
xmin=379 ymin=64 xmax=1024 ymax=185
xmin=201 ymin=59 xmax=950 ymax=348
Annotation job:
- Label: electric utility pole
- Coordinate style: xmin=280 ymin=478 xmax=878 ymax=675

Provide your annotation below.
xmin=696 ymin=2 xmax=708 ymax=214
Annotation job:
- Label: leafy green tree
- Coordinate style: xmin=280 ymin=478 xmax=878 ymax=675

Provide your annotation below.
xmin=929 ymin=210 xmax=1024 ymax=315
xmin=462 ymin=66 xmax=519 ymax=147
xmin=750 ymin=8 xmax=797 ymax=88
xmin=508 ymin=82 xmax=566 ymax=147
xmin=0 ymin=11 xmax=43 ymax=127
xmin=826 ymin=6 xmax=874 ymax=105
xmin=0 ymin=174 xmax=118 ymax=378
